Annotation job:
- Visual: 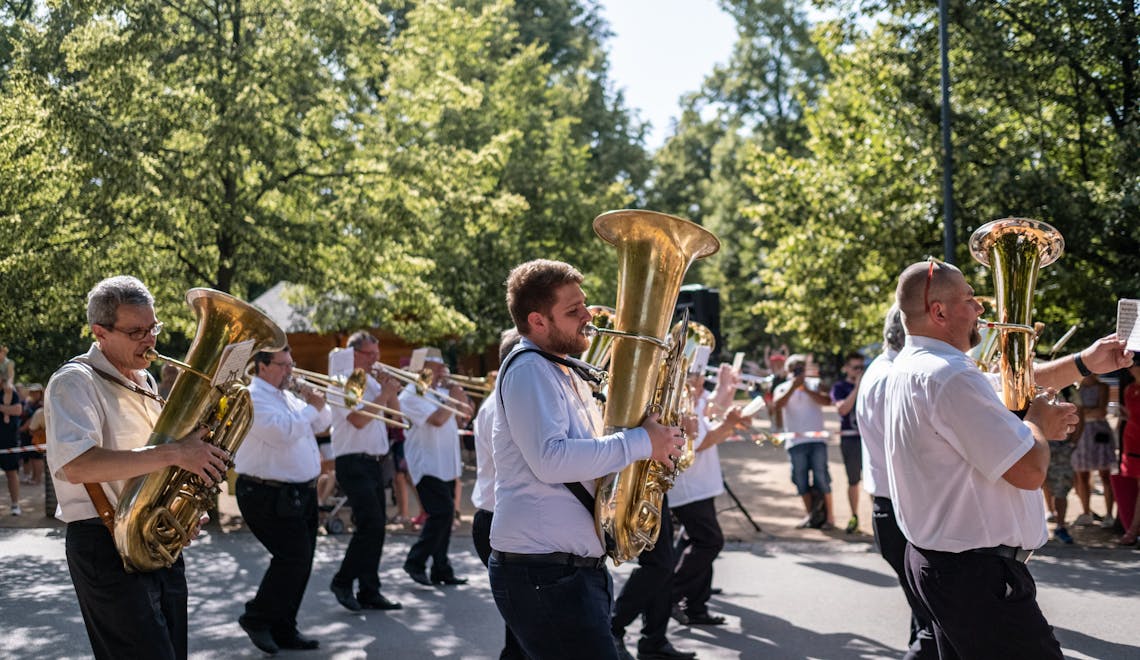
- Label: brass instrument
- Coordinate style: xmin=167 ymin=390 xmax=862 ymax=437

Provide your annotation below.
xmin=447 ymin=373 xmax=494 ymax=398
xmin=969 ymin=217 xmax=1064 ymax=411
xmin=290 ymin=367 xmax=410 ymax=428
xmin=673 ymin=320 xmax=716 ymax=472
xmin=703 ymin=365 xmax=774 ymax=391
xmin=116 ymin=289 xmax=286 ymax=572
xmin=592 ymin=209 xmax=720 ymax=564
xmin=580 ymin=305 xmax=617 ymax=372
xmin=371 ymin=362 xmax=470 ymax=416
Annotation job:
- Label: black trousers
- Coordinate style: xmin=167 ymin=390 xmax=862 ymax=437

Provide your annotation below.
xmin=473 ymin=508 xmax=529 ymax=660
xmin=905 ymin=544 xmax=1063 ymax=660
xmin=235 ymin=475 xmax=318 ymax=635
xmin=333 ymin=454 xmax=388 ymax=596
xmin=65 ymin=520 xmax=188 ymax=660
xmin=872 ymin=496 xmax=937 ymax=659
xmin=406 ymin=475 xmax=457 ymax=577
xmin=612 ymin=496 xmax=674 ymax=653
xmin=671 ymin=497 xmax=723 ymax=616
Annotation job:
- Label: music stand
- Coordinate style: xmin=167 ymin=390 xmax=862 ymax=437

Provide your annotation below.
xmin=722 ymin=478 xmax=761 ymax=533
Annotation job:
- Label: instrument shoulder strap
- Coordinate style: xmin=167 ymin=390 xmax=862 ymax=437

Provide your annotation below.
xmin=497 ymin=347 xmax=614 ymax=553
xmin=66 ymin=358 xmax=164 ymax=535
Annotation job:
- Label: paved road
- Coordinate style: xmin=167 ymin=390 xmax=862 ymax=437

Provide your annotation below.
xmin=2 ymin=527 xmax=1139 ymax=659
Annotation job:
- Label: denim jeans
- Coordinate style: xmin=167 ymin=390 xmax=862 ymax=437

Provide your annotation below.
xmin=788 ymin=441 xmax=831 ymax=495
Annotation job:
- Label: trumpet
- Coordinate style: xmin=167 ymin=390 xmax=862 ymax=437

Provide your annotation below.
xmin=290 ymin=367 xmax=410 ymax=429
xmin=370 ymin=362 xmax=471 ymax=417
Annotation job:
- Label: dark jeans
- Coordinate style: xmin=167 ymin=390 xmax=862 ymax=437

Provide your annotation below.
xmin=671 ymin=497 xmax=723 ymax=615
xmin=612 ymin=496 xmax=674 ymax=653
xmin=905 ymin=544 xmax=1063 ymax=660
xmin=473 ymin=509 xmax=529 ymax=660
xmin=65 ymin=520 xmax=188 ymax=660
xmin=406 ymin=475 xmax=456 ymax=577
xmin=490 ymin=555 xmax=618 ymax=660
xmin=333 ymin=454 xmax=388 ymax=596
xmin=235 ymin=475 xmax=318 ymax=635
xmin=871 ymin=497 xmax=937 ymax=659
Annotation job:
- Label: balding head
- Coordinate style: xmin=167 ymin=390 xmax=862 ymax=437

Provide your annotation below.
xmin=896 ymin=260 xmax=962 ymax=332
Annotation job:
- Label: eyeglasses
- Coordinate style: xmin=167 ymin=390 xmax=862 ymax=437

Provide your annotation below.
xmin=104 ymin=322 xmax=164 ymax=341
xmin=923 ymin=257 xmax=945 ymax=312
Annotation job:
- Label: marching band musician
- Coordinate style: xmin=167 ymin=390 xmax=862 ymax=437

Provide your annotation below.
xmin=669 ymin=368 xmax=749 ymax=628
xmin=233 ymin=346 xmax=332 ymax=654
xmin=400 ymin=346 xmax=473 ymax=587
xmin=44 ymin=276 xmax=229 ymax=660
xmin=854 ymin=304 xmax=936 ymax=658
xmin=885 ymin=261 xmax=1132 ymax=658
xmin=489 ymin=259 xmax=684 ymax=660
xmin=328 ymin=331 xmax=405 ymax=612
xmin=470 ymin=328 xmax=527 ymax=660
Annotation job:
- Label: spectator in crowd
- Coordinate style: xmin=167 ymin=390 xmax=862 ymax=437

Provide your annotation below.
xmin=830 ymin=352 xmax=865 ymax=533
xmin=18 ymin=383 xmax=45 ymax=486
xmin=1046 ymin=386 xmax=1080 ymax=544
xmin=1118 ymin=359 xmax=1140 ymax=545
xmin=1071 ymin=372 xmax=1116 ymax=527
xmin=1 ymin=378 xmax=23 ymax=515
xmin=771 ymin=354 xmax=834 ymax=530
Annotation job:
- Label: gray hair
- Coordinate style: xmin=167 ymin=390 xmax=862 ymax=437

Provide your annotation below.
xmin=498 ymin=328 xmax=522 ymax=363
xmin=883 ymin=303 xmax=905 ymax=352
xmin=346 ymin=330 xmax=379 ymax=350
xmin=86 ymin=276 xmax=154 ymax=327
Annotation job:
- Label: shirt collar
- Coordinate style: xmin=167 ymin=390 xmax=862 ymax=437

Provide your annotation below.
xmin=905 ymin=334 xmax=962 ymax=356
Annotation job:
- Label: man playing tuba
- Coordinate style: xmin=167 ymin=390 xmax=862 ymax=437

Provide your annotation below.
xmin=488 ymin=259 xmax=684 ymax=660
xmin=44 ymin=276 xmax=230 ymax=660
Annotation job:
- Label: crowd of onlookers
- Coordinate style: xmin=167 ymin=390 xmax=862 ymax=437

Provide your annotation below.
xmin=1 ymin=343 xmax=48 ymax=517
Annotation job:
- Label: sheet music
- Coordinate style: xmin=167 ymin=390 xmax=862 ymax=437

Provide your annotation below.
xmin=328 ymin=347 xmax=355 ymax=378
xmin=1118 ymin=298 xmax=1140 ymax=352
xmin=212 ymin=339 xmax=256 ymax=387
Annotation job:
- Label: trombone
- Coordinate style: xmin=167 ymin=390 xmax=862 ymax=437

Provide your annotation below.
xmin=447 ymin=373 xmax=495 ymax=398
xmin=290 ymin=367 xmax=411 ymax=429
xmin=370 ymin=362 xmax=471 ymax=416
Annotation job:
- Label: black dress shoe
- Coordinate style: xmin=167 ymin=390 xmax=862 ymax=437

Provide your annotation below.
xmin=330 ymin=582 xmax=362 ymax=612
xmin=358 ymin=593 xmax=403 ymax=610
xmin=238 ymin=617 xmax=279 ymax=655
xmin=637 ymin=642 xmax=697 ymax=660
xmin=670 ymin=603 xmax=690 ymax=625
xmin=431 ymin=574 xmax=468 ymax=586
xmin=404 ymin=564 xmax=433 ymax=586
xmin=614 ymin=633 xmax=635 ymax=660
xmin=273 ymin=631 xmax=320 ymax=650
xmin=685 ymin=611 xmax=726 ymax=626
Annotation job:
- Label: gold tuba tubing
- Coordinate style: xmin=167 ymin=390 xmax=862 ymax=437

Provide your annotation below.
xmin=592 ymin=210 xmax=719 ymax=564
xmin=969 ymin=217 xmax=1064 ymax=411
xmin=114 ymin=289 xmax=286 ymax=572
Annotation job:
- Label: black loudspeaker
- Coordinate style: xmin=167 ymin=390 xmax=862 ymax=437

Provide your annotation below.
xmin=675 ymin=285 xmax=722 ymax=353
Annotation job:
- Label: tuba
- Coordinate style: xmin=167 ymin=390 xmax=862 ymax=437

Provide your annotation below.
xmin=114 ymin=289 xmax=286 ymax=572
xmin=592 ymin=210 xmax=719 ymax=564
xmin=969 ymin=218 xmax=1064 ymax=411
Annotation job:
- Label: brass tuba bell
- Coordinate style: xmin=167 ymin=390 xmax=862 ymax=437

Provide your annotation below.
xmin=969 ymin=217 xmax=1064 ymax=411
xmin=591 ymin=210 xmax=719 ymax=564
xmin=114 ymin=289 xmax=286 ymax=572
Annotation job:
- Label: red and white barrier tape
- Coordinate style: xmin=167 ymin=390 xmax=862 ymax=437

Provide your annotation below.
xmin=0 ymin=443 xmax=45 ymax=455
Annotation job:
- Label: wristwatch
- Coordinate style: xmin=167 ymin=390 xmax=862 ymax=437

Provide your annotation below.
xmin=1073 ymin=353 xmax=1092 ymax=377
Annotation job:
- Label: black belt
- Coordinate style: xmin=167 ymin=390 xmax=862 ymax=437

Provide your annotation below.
xmin=968 ymin=545 xmax=1033 ymax=563
xmin=491 ymin=550 xmax=607 ymax=569
xmin=237 ymin=474 xmax=317 ymax=489
xmin=338 ymin=452 xmax=387 ymax=462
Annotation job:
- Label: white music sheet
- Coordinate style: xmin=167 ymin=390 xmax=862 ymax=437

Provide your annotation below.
xmin=1118 ymin=298 xmax=1140 ymax=352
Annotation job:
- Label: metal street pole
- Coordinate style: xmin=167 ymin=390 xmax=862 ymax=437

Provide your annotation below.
xmin=939 ymin=0 xmax=955 ymax=264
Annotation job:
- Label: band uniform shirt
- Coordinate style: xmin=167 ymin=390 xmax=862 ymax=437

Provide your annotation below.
xmin=329 ymin=372 xmax=390 ymax=458
xmin=884 ymin=335 xmax=1047 ymax=552
xmin=471 ymin=396 xmax=496 ymax=512
xmin=772 ymin=379 xmax=825 ymax=448
xmin=399 ymin=383 xmax=462 ymax=486
xmin=490 ymin=339 xmax=652 ymax=558
xmin=669 ymin=392 xmax=724 ymax=507
xmin=44 ymin=343 xmax=163 ymax=523
xmin=855 ymin=348 xmax=897 ymax=499
xmin=233 ymin=376 xmax=330 ymax=483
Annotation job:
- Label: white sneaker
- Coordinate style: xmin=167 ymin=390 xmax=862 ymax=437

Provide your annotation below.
xmin=1074 ymin=513 xmax=1094 ymax=526
xmin=1101 ymin=516 xmax=1116 ymax=529
xmin=10 ymin=504 xmax=21 ymax=516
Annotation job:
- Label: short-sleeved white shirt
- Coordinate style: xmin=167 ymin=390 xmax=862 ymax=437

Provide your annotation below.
xmin=470 ymin=397 xmax=496 ymax=511
xmin=669 ymin=393 xmax=724 ymax=507
xmin=328 ymin=373 xmax=390 ymax=457
xmin=399 ymin=383 xmax=462 ymax=485
xmin=884 ymin=335 xmax=1047 ymax=551
xmin=856 ymin=349 xmax=896 ymax=498
xmin=45 ymin=344 xmax=163 ymax=522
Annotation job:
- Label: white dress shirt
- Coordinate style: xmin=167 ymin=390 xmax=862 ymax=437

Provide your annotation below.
xmin=329 ymin=373 xmax=390 ymax=457
xmin=399 ymin=383 xmax=462 ymax=485
xmin=490 ymin=339 xmax=652 ymax=557
xmin=669 ymin=393 xmax=724 ymax=508
xmin=471 ymin=396 xmax=496 ymax=511
xmin=855 ymin=349 xmax=897 ymax=498
xmin=44 ymin=344 xmax=163 ymax=522
xmin=884 ymin=335 xmax=1047 ymax=551
xmin=233 ymin=376 xmax=330 ymax=483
